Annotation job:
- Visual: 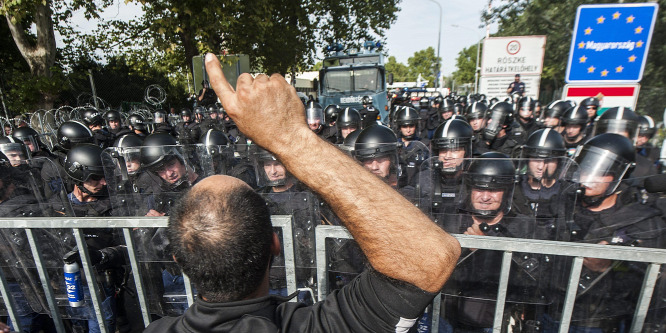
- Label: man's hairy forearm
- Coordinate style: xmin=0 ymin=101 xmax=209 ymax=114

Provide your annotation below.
xmin=273 ymin=129 xmax=460 ymax=292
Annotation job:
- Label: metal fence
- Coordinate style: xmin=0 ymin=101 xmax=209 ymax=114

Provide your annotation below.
xmin=1 ymin=217 xmax=665 ymax=333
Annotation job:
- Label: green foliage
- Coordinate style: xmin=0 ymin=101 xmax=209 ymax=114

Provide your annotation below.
xmin=452 ymin=43 xmax=481 ymax=85
xmin=407 ymin=47 xmax=440 ymax=87
xmin=385 ymin=56 xmax=409 ymax=82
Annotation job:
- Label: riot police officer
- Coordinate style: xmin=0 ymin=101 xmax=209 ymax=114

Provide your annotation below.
xmin=541 ymin=100 xmax=574 ymax=131
xmin=103 ymin=110 xmax=125 ymax=136
xmin=543 ymin=133 xmax=666 ymax=332
xmin=420 ymin=118 xmax=474 ymax=225
xmin=83 ymin=108 xmax=115 ymax=148
xmin=174 ymin=109 xmax=200 ymax=144
xmin=394 ymin=106 xmax=429 ymax=187
xmin=127 ymin=114 xmax=149 ymax=137
xmin=515 ymin=96 xmax=539 ymax=139
xmin=560 ymin=104 xmax=589 ymax=156
xmin=359 ymin=96 xmax=380 ymax=128
xmin=324 ymin=104 xmax=340 ymax=127
xmin=636 ymin=115 xmax=659 ymax=164
xmin=306 ymin=101 xmax=336 ymax=143
xmin=12 ymin=126 xmax=53 ymax=159
xmin=43 ymin=121 xmax=94 ymax=198
xmin=465 ymin=101 xmax=489 ymax=155
xmin=593 ymin=107 xmax=656 ymax=185
xmin=152 ymin=109 xmax=176 ymax=135
xmin=480 ymin=101 xmax=517 ymax=155
xmin=579 ymin=96 xmax=600 ymax=138
xmin=336 ymin=107 xmax=361 ymax=143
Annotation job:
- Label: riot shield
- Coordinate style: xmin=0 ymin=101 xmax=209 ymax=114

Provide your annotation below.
xmin=513 ymin=156 xmax=580 ymax=241
xmin=439 ymin=214 xmax=557 ymax=332
xmin=101 ymin=143 xmax=215 ymax=316
xmin=0 ymin=157 xmax=104 ymax=326
xmin=398 ymin=140 xmax=429 ymax=189
xmin=260 ymin=190 xmax=320 ymax=300
xmin=192 ymin=143 xmax=235 ymax=177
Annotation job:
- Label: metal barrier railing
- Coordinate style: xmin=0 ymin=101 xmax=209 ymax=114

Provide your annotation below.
xmin=315 ymin=225 xmax=666 ymax=333
xmin=0 ymin=216 xmax=297 ymax=333
xmin=1 ymin=218 xmax=665 ymax=333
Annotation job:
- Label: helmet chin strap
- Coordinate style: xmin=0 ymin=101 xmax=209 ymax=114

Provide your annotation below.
xmin=76 ymin=182 xmax=95 ymax=196
xmin=580 ymin=189 xmax=609 ymax=208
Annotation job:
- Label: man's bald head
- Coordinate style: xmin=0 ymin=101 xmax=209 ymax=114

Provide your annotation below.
xmin=167 ymin=175 xmax=272 ymax=302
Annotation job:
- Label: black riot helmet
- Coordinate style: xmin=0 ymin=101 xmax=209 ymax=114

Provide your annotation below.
xmin=140 ymin=132 xmax=179 ymax=170
xmin=579 ymin=97 xmax=601 ymax=120
xmin=517 ymin=96 xmax=535 ymax=116
xmin=113 ymin=133 xmax=144 ymax=148
xmin=324 ymin=104 xmax=340 ymax=126
xmin=200 ymin=129 xmax=229 ymax=147
xmin=522 ymin=128 xmax=566 ymax=159
xmin=194 ymin=106 xmax=206 ymax=120
xmin=63 ymin=143 xmax=105 ymax=183
xmin=431 ymin=119 xmax=474 ymax=174
xmin=395 ymin=106 xmax=421 ymax=140
xmin=419 ymin=97 xmax=430 ymax=110
xmin=181 ymin=108 xmax=193 ymax=118
xmin=433 ymin=95 xmax=444 ymax=105
xmin=542 ymin=100 xmax=575 ymax=127
xmin=336 ymin=107 xmax=361 ymax=129
xmin=573 ymin=133 xmax=636 ymax=206
xmin=440 ymin=99 xmax=456 ymax=121
xmin=465 ymin=101 xmax=488 ymax=121
xmin=104 ymin=110 xmax=121 ymax=122
xmin=462 ymin=152 xmax=516 ymax=218
xmin=200 ymin=129 xmax=232 ymax=174
xmin=483 ymin=102 xmax=514 ymax=141
xmin=395 ymin=106 xmax=421 ymax=126
xmin=453 ymin=103 xmax=464 ymax=115
xmin=57 ymin=121 xmax=93 ymax=150
xmin=207 ymin=104 xmax=218 ymax=114
xmin=637 ymin=115 xmax=656 ymax=138
xmin=305 ymin=101 xmax=324 ymax=127
xmin=353 ymin=125 xmax=401 ymax=178
xmin=12 ymin=127 xmax=42 ymax=153
xmin=561 ymin=104 xmax=589 ymax=125
xmin=82 ymin=107 xmax=104 ymax=127
xmin=128 ymin=114 xmax=147 ymax=131
xmin=593 ymin=107 xmax=640 ymax=143
xmin=362 ymin=96 xmax=373 ymax=106
xmin=340 ymin=129 xmax=362 ymax=154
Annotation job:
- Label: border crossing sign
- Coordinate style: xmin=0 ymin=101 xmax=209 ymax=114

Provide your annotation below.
xmin=565 ymin=3 xmax=658 ymax=83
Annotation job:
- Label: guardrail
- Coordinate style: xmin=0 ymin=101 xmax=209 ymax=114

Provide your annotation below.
xmin=1 ymin=218 xmax=665 ymax=333
xmin=315 ymin=225 xmax=666 ymax=333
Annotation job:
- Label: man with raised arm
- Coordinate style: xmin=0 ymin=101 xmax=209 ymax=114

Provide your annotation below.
xmin=143 ymin=53 xmax=460 ymax=332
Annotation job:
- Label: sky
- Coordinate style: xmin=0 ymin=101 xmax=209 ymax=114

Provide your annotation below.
xmin=384 ymin=0 xmax=497 ymax=76
xmin=56 ymin=0 xmax=496 ymax=76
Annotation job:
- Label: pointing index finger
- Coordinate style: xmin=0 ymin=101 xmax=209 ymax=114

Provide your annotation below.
xmin=205 ymin=53 xmax=235 ymax=102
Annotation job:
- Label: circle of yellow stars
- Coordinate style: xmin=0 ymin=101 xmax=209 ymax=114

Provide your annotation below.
xmin=576 ymin=10 xmax=645 ymax=77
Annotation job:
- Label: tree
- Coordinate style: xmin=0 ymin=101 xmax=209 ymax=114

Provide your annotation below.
xmin=1 ymin=0 xmax=113 ymax=110
xmin=385 ymin=56 xmax=410 ymax=82
xmin=452 ymin=43 xmax=481 ymax=86
xmin=407 ymin=47 xmax=440 ymax=88
xmin=87 ymin=0 xmax=401 ymax=77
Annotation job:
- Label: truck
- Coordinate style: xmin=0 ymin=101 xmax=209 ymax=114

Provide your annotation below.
xmin=317 ymin=41 xmax=389 ymax=121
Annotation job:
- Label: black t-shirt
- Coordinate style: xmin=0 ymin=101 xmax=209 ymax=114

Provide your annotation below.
xmin=144 ymin=269 xmax=436 ymax=332
xmin=507 ymin=81 xmax=525 ymax=95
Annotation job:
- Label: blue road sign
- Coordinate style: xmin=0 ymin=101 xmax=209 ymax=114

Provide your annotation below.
xmin=566 ymin=3 xmax=658 ymax=83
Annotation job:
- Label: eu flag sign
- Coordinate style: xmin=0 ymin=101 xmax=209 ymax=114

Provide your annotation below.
xmin=566 ymin=3 xmax=658 ymax=83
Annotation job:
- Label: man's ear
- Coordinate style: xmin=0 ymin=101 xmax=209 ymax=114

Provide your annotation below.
xmin=271 ymin=232 xmax=281 ymax=256
xmin=172 ymin=255 xmax=178 ymax=263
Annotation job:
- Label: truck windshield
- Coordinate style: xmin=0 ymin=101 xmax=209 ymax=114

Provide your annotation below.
xmin=322 ymin=68 xmax=382 ymax=94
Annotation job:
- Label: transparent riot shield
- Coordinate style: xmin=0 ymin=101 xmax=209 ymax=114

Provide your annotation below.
xmin=513 ymin=156 xmax=580 ymax=241
xmin=192 ymin=143 xmax=235 ymax=177
xmin=102 ymin=144 xmax=215 ymax=316
xmin=260 ymin=190 xmax=320 ymax=301
xmin=398 ymin=140 xmax=429 ymax=190
xmin=0 ymin=157 xmax=107 ymax=328
xmin=418 ymin=156 xmax=467 ymax=231
xmin=439 ymin=214 xmax=557 ymax=333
